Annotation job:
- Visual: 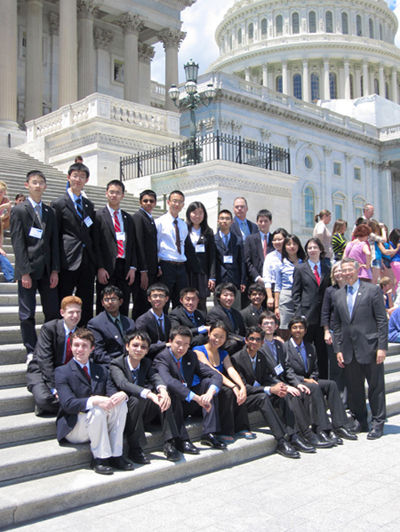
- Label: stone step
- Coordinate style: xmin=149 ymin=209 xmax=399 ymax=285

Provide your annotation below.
xmin=0 ymin=307 xmax=44 ymax=326
xmin=386 ymin=389 xmax=400 ymax=416
xmin=0 ymin=386 xmax=34 ymax=416
xmin=385 ymin=354 xmax=400 ymax=374
xmin=0 ymin=363 xmax=26 ymax=387
xmin=0 ymin=344 xmax=27 ymax=365
xmin=385 ymin=371 xmax=400 ymax=393
xmin=0 ymin=283 xmax=18 ymax=294
xmin=0 ymin=412 xmax=56 ymax=446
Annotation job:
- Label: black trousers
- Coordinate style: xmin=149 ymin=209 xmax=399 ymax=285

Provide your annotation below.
xmin=218 ymin=385 xmax=250 ymax=436
xmin=245 ymin=392 xmax=286 ymax=440
xmin=303 ymin=379 xmax=349 ymax=432
xmin=344 ymin=356 xmax=386 ymax=431
xmin=26 ymin=363 xmax=59 ymax=414
xmin=159 ymin=261 xmax=188 ymax=311
xmin=305 ymin=324 xmax=329 ymax=379
xmin=131 ymin=271 xmax=158 ymax=321
xmin=96 ymin=259 xmax=132 ymax=317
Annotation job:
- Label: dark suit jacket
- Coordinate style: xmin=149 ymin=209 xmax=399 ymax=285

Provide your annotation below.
xmin=231 ymin=346 xmax=276 ymax=396
xmin=26 ymin=319 xmax=66 ymax=390
xmin=184 ymin=230 xmax=216 ymax=279
xmin=10 ymin=200 xmax=59 ymax=281
xmin=132 ymin=208 xmax=158 ymax=277
xmin=94 ymin=207 xmax=137 ymax=276
xmin=258 ymin=340 xmax=288 ymax=384
xmin=292 ymin=261 xmax=331 ymax=325
xmin=240 ymin=304 xmax=263 ymax=329
xmin=55 ymin=359 xmax=118 ymax=441
xmin=51 ymin=193 xmax=96 ymax=270
xmin=244 ymin=232 xmax=273 ymax=282
xmin=206 ymin=304 xmax=245 ymax=355
xmin=283 ymin=340 xmax=319 ymax=387
xmin=110 ymin=354 xmax=165 ymax=398
xmin=153 ymin=347 xmax=222 ymax=401
xmin=231 ymin=218 xmax=258 ymax=240
xmin=214 ymin=232 xmax=246 ymax=287
xmin=87 ymin=311 xmax=135 ymax=366
xmin=169 ymin=306 xmax=208 ymax=347
xmin=135 ymin=309 xmax=171 ymax=359
xmin=333 ymin=282 xmax=388 ymax=364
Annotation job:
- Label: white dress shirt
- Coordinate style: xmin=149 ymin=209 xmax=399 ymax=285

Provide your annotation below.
xmin=156 ymin=211 xmax=188 ymax=262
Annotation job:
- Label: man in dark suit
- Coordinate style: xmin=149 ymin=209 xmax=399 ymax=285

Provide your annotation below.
xmin=132 ymin=190 xmax=159 ymax=320
xmin=88 ymin=286 xmax=135 ymax=366
xmin=51 ymin=163 xmax=97 ymax=327
xmin=230 ymin=197 xmax=258 ymax=241
xmin=26 ymin=296 xmax=82 ymax=416
xmin=292 ymin=237 xmax=331 ymax=379
xmin=231 ymin=326 xmax=300 ymax=459
xmin=206 ymin=282 xmax=246 ymax=355
xmin=135 ymin=283 xmax=172 ymax=359
xmin=94 ymin=180 xmax=137 ymax=317
xmin=334 ymin=258 xmax=388 ymax=439
xmin=10 ymin=170 xmax=60 ymax=358
xmin=153 ymin=326 xmax=226 ymax=452
xmin=55 ymin=328 xmax=133 ymax=475
xmin=110 ymin=331 xmax=181 ymax=464
xmin=284 ymin=316 xmax=356 ymax=445
xmin=241 ymin=284 xmax=267 ymax=328
xmin=215 ymin=209 xmax=246 ymax=310
xmin=169 ymin=287 xmax=209 ymax=348
xmin=244 ymin=209 xmax=273 ymax=288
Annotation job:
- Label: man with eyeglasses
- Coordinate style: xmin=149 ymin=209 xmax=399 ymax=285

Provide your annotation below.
xmin=88 ymin=285 xmax=135 ymax=367
xmin=132 ymin=190 xmax=159 ymax=319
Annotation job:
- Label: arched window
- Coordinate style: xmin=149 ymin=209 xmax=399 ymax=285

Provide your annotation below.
xmin=238 ymin=28 xmax=242 ymax=44
xmin=311 ymin=73 xmax=320 ymax=101
xmin=374 ymin=78 xmax=379 ymax=95
xmin=309 ymin=11 xmax=316 ymax=33
xmin=342 ymin=13 xmax=349 ymax=35
xmin=329 ymin=72 xmax=337 ymax=99
xmin=386 ymin=82 xmax=390 ymax=99
xmin=276 ymin=15 xmax=283 ymax=37
xmin=356 ymin=15 xmax=362 ymax=36
xmin=293 ymin=73 xmax=302 ymax=99
xmin=360 ymin=75 xmax=364 ymax=97
xmin=304 ymin=186 xmax=315 ymax=228
xmin=248 ymin=23 xmax=254 ymax=41
xmin=326 ymin=11 xmax=333 ymax=33
xmin=292 ymin=13 xmax=300 ymax=34
xmin=261 ymin=18 xmax=267 ymax=36
xmin=276 ymin=75 xmax=283 ymax=93
xmin=350 ymin=74 xmax=354 ymax=99
xmin=380 ymin=23 xmax=383 ymax=41
xmin=369 ymin=19 xmax=374 ymax=39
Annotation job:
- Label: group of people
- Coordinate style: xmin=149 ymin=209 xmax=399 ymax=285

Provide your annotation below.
xmin=8 ymin=164 xmax=389 ymax=475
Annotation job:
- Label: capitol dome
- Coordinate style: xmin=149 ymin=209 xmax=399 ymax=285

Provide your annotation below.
xmin=207 ymin=0 xmax=400 ymax=104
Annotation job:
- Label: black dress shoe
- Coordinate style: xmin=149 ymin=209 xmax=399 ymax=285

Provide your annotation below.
xmin=128 ymin=448 xmax=151 ymax=465
xmin=201 ymin=433 xmax=228 ymax=450
xmin=352 ymin=420 xmax=369 ymax=433
xmin=326 ymin=430 xmax=343 ymax=445
xmin=335 ymin=426 xmax=358 ymax=441
xmin=163 ymin=441 xmax=181 ymax=462
xmin=306 ymin=432 xmax=333 ymax=448
xmin=91 ymin=457 xmax=113 ymax=475
xmin=367 ymin=428 xmax=383 ymax=440
xmin=109 ymin=456 xmax=134 ymax=471
xmin=290 ymin=434 xmax=316 ymax=453
xmin=316 ymin=431 xmax=336 ymax=448
xmin=276 ymin=439 xmax=300 ymax=459
xmin=175 ymin=439 xmax=200 ymax=455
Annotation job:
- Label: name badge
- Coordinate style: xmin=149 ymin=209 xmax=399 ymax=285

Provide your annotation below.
xmin=29 ymin=227 xmax=43 ymax=239
xmin=224 ymin=255 xmax=233 ymax=264
xmin=195 ymin=244 xmax=205 ymax=253
xmin=116 ymin=232 xmax=125 ymax=241
xmin=253 ymin=380 xmax=261 ymax=387
xmin=84 ymin=216 xmax=93 ymax=227
xmin=274 ymin=364 xmax=284 ymax=376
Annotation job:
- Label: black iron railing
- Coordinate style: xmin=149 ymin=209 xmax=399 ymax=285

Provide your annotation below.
xmin=120 ymin=132 xmax=290 ymax=181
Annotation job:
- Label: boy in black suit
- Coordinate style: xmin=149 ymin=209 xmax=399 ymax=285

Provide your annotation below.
xmin=241 ymin=283 xmax=267 ymax=328
xmin=10 ymin=170 xmax=60 ymax=359
xmin=244 ymin=209 xmax=273 ymax=287
xmin=169 ymin=287 xmax=209 ymax=347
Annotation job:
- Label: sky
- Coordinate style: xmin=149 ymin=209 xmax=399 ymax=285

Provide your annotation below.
xmin=151 ymin=0 xmax=400 ymax=85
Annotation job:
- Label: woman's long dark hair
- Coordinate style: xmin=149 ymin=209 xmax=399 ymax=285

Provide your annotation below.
xmin=282 ymin=234 xmax=306 ymax=262
xmin=186 ymin=201 xmax=212 ymax=235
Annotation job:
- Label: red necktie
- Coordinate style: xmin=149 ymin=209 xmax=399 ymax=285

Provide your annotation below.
xmin=313 ymin=264 xmax=321 ymax=286
xmin=113 ymin=211 xmax=124 ymax=258
xmin=64 ymin=332 xmax=73 ymax=364
xmin=263 ymin=235 xmax=267 ymax=259
xmin=83 ymin=365 xmax=91 ymax=382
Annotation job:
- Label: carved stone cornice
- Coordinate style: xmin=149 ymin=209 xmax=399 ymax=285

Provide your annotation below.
xmin=323 ymin=145 xmax=332 ymax=155
xmin=94 ymin=28 xmax=114 ymax=51
xmin=260 ymin=129 xmax=271 ymax=142
xmin=345 ymin=152 xmax=353 ymax=161
xmin=77 ymin=0 xmax=99 ymax=20
xmin=288 ymin=136 xmax=297 ymax=147
xmin=138 ymin=43 xmax=155 ymax=64
xmin=117 ymin=13 xmax=144 ymax=36
xmin=49 ymin=12 xmax=59 ymax=36
xmin=158 ymin=28 xmax=186 ymax=51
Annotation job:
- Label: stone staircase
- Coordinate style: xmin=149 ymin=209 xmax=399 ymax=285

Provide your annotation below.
xmin=0 ymin=147 xmax=400 ymax=527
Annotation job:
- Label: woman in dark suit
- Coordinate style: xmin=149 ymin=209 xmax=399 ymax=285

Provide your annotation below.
xmin=185 ymin=202 xmax=216 ymax=311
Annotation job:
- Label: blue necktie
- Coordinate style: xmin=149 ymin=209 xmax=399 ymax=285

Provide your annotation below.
xmin=223 ymin=234 xmax=229 ymax=248
xmin=188 ymin=314 xmax=197 ymax=326
xmin=131 ymin=368 xmax=139 ymax=383
xmin=226 ymin=309 xmax=235 ymax=330
xmin=347 ymin=285 xmax=354 ymax=317
xmin=75 ymin=197 xmax=83 ymax=218
xmin=296 ymin=345 xmax=308 ymax=372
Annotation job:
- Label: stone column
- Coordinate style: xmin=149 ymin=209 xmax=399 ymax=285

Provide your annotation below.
xmin=158 ymin=28 xmax=186 ymax=112
xmin=344 ymin=58 xmax=350 ymax=99
xmin=379 ymin=63 xmax=385 ymax=97
xmin=59 ymin=0 xmax=78 ymax=107
xmin=262 ymin=63 xmax=268 ymax=88
xmin=25 ymin=0 xmax=43 ymax=121
xmin=392 ymin=67 xmax=398 ymax=104
xmin=363 ymin=59 xmax=369 ymax=96
xmin=94 ymin=28 xmax=114 ymax=93
xmin=77 ymin=0 xmax=98 ymax=100
xmin=0 ymin=0 xmax=18 ymax=125
xmin=49 ymin=13 xmax=59 ymax=111
xmin=138 ymin=43 xmax=155 ymax=106
xmin=245 ymin=68 xmax=251 ymax=82
xmin=282 ymin=60 xmax=288 ymax=95
xmin=302 ymin=59 xmax=309 ymax=102
xmin=323 ymin=58 xmax=330 ymax=99
xmin=118 ymin=13 xmax=144 ymax=103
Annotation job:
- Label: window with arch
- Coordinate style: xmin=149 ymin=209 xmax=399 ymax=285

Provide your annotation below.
xmin=326 ymin=11 xmax=333 ymax=33
xmin=386 ymin=82 xmax=389 ymax=99
xmin=304 ymin=186 xmax=315 ymax=228
xmin=369 ymin=19 xmax=374 ymax=39
xmin=374 ymin=78 xmax=379 ymax=95
xmin=332 ymin=190 xmax=347 ymax=221
xmin=292 ymin=13 xmax=300 ymax=34
xmin=311 ymin=73 xmax=320 ymax=101
xmin=360 ymin=75 xmax=364 ymax=97
xmin=276 ymin=75 xmax=283 ymax=93
xmin=293 ymin=73 xmax=302 ymax=100
xmin=238 ymin=28 xmax=242 ymax=45
xmin=380 ymin=23 xmax=383 ymax=41
xmin=248 ymin=23 xmax=254 ymax=41
xmin=342 ymin=12 xmax=349 ymax=35
xmin=350 ymin=74 xmax=354 ymax=99
xmin=356 ymin=15 xmax=362 ymax=36
xmin=309 ymin=11 xmax=317 ymax=33
xmin=276 ymin=15 xmax=283 ymax=36
xmin=329 ymin=72 xmax=337 ymax=99
xmin=354 ymin=195 xmax=366 ymax=220
xmin=261 ymin=18 xmax=267 ymax=36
